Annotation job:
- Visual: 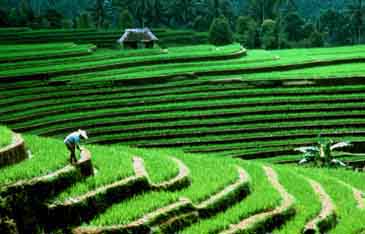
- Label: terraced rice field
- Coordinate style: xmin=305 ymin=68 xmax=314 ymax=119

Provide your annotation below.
xmin=1 ymin=28 xmax=365 ymax=233
xmin=2 ymin=40 xmax=365 ymax=164
xmin=1 ymin=134 xmax=365 ymax=234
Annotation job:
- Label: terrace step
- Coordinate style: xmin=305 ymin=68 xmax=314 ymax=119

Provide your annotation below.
xmin=9 ymin=97 xmax=365 ymax=132
xmin=72 ymin=198 xmax=195 ymax=234
xmin=45 ymin=156 xmax=191 ymax=230
xmin=153 ymin=211 xmax=199 ymax=234
xmin=218 ymin=166 xmax=295 ymax=234
xmin=0 ymin=133 xmax=27 ymax=168
xmin=1 ymin=148 xmax=94 ymax=234
xmin=150 ymin=157 xmax=191 ymax=191
xmin=72 ymin=166 xmax=250 ymax=234
xmin=0 ymin=47 xmax=245 ymax=82
xmin=303 ymin=179 xmax=336 ymax=234
xmin=195 ymin=166 xmax=250 ymax=217
xmin=6 ymin=87 xmax=365 ymax=125
xmin=1 ymin=148 xmax=93 ymax=198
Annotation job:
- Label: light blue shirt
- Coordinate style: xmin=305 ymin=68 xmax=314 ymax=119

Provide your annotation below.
xmin=64 ymin=132 xmax=82 ymax=145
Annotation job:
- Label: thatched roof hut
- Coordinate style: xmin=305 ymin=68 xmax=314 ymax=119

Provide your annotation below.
xmin=117 ymin=28 xmax=158 ymax=49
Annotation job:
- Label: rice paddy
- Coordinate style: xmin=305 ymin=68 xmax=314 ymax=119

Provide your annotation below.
xmin=1 ymin=27 xmax=365 ymax=234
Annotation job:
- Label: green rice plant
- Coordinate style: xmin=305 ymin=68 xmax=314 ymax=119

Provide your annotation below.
xmin=4 ymin=89 xmax=365 ymax=123
xmin=270 ymin=166 xmax=322 ymax=234
xmin=298 ymin=167 xmax=365 ymax=234
xmin=87 ymin=151 xmax=237 ymax=226
xmin=129 ymin=147 xmax=179 ymax=184
xmin=6 ymin=82 xmax=365 ymax=116
xmin=52 ymin=144 xmax=135 ymax=202
xmin=53 ymin=146 xmax=180 ymax=202
xmin=0 ymin=43 xmax=242 ymax=79
xmin=0 ymin=125 xmax=12 ymax=148
xmin=0 ymin=43 xmax=78 ymax=52
xmin=32 ymin=110 xmax=365 ymax=139
xmin=88 ymin=126 xmax=365 ymax=146
xmin=67 ymin=51 xmax=365 ymax=84
xmin=0 ymin=44 xmax=95 ymax=63
xmin=0 ymin=135 xmax=69 ymax=186
xmin=322 ymin=167 xmax=365 ymax=191
xmin=19 ymin=102 xmax=365 ymax=136
xmin=182 ymin=161 xmax=281 ymax=234
xmin=206 ymin=61 xmax=365 ymax=82
xmin=0 ymin=48 xmax=165 ymax=71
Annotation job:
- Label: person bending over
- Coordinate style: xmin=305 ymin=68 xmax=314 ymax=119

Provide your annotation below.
xmin=64 ymin=129 xmax=88 ymax=164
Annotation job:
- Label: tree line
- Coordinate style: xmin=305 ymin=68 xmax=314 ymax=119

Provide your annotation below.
xmin=0 ymin=0 xmax=364 ymax=49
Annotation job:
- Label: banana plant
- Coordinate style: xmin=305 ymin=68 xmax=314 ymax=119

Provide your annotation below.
xmin=295 ymin=137 xmax=351 ymax=167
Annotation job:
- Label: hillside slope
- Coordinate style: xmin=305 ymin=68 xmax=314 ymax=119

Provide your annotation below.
xmin=0 ymin=132 xmax=364 ymax=233
xmin=2 ymin=43 xmax=365 ymax=164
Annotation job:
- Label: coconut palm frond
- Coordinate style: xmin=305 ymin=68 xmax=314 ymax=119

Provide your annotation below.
xmin=294 ymin=146 xmax=318 ymax=153
xmin=330 ymin=159 xmax=347 ymax=167
xmin=298 ymin=158 xmax=309 ymax=164
xmin=303 ymin=152 xmax=316 ymax=158
xmin=330 ymin=141 xmax=352 ymax=150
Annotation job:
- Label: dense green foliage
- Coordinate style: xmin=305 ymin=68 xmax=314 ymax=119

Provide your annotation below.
xmin=0 ymin=0 xmax=364 ymax=48
xmin=209 ymin=16 xmax=233 ymax=46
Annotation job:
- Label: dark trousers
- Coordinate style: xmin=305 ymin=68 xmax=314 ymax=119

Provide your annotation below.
xmin=66 ymin=143 xmax=77 ymax=164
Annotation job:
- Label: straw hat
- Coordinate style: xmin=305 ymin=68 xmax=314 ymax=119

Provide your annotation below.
xmin=78 ymin=129 xmax=88 ymax=139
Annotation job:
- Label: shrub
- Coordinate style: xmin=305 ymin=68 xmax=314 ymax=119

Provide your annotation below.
xmin=261 ymin=19 xmax=277 ymax=49
xmin=209 ymin=16 xmax=233 ymax=46
xmin=236 ymin=16 xmax=258 ymax=48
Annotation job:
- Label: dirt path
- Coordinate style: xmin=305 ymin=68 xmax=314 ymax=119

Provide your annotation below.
xmin=197 ymin=166 xmax=249 ymax=210
xmin=219 ymin=166 xmax=295 ymax=234
xmin=151 ymin=157 xmax=190 ymax=190
xmin=303 ymin=179 xmax=336 ymax=234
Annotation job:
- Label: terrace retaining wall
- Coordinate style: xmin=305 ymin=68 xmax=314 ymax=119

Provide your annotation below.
xmin=0 ymin=133 xmax=27 ymax=168
xmin=0 ymin=148 xmax=94 ymax=234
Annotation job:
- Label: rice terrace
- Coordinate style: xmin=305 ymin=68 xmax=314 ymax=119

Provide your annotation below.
xmin=2 ymin=1 xmax=365 ymax=234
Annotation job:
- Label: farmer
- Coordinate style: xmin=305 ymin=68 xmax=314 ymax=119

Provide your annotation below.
xmin=64 ymin=129 xmax=88 ymax=164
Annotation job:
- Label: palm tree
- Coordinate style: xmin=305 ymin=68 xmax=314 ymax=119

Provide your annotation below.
xmin=295 ymin=138 xmax=351 ymax=167
xmin=247 ymin=0 xmax=296 ymax=24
